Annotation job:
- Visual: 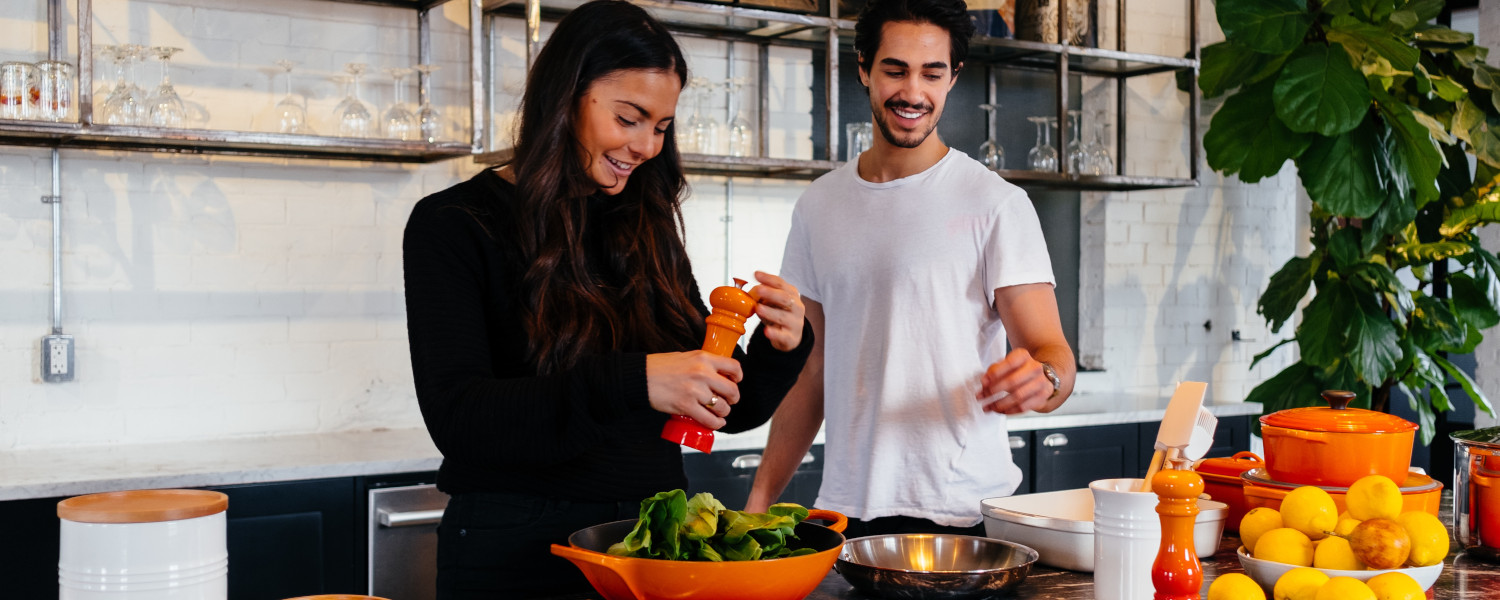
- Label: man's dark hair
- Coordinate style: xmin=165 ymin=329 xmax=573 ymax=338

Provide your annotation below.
xmin=853 ymin=0 xmax=975 ymax=74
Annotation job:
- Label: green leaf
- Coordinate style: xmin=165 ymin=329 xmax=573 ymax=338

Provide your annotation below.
xmin=1363 ymin=188 xmax=1416 ymax=253
xmin=1251 ymin=338 xmax=1296 ymax=369
xmin=1455 ymin=45 xmax=1492 ymax=69
xmin=1441 ymin=203 xmax=1500 ymax=236
xmin=1206 ymin=80 xmax=1315 ymax=182
xmin=1413 ymin=26 xmax=1475 ymax=46
xmin=1389 ymin=9 xmax=1419 ymax=30
xmin=1396 ymin=381 xmax=1437 ymax=445
xmin=1430 ymin=76 xmax=1468 ymax=102
xmin=683 ymin=492 xmax=727 ymax=541
xmin=1324 ymin=360 xmax=1374 ymax=404
xmin=1433 ymin=353 xmax=1496 ymax=417
xmin=1438 ymin=143 xmax=1474 ymax=202
xmin=1468 ymin=114 xmax=1500 ymax=170
xmin=1348 ymin=289 xmax=1404 ymax=384
xmin=1259 ymin=254 xmax=1319 ymax=332
xmin=1472 ymin=64 xmax=1500 ymax=113
xmin=1275 ymin=44 xmax=1375 ymax=136
xmin=1329 ymin=227 xmax=1363 ymax=270
xmin=1450 ymin=272 xmax=1500 ymax=329
xmin=1298 ymin=280 xmax=1355 ymax=367
xmin=1373 ymin=91 xmax=1443 ymax=207
xmin=1403 ymin=0 xmax=1445 ymax=23
xmin=1394 ymin=240 xmax=1471 ymax=265
xmin=1353 ymin=261 xmax=1416 ymax=320
xmin=1297 ymin=118 xmax=1387 ymax=218
xmin=1245 ymin=362 xmax=1324 ymax=434
xmin=1408 ymin=108 xmax=1456 ymax=145
xmin=1218 ymin=0 xmax=1315 ymax=54
xmin=1327 ymin=15 xmax=1419 ymax=72
xmin=1200 ymin=41 xmax=1287 ymax=99
xmin=1410 ymin=294 xmax=1467 ymax=350
xmin=1350 ymin=0 xmax=1397 ymax=22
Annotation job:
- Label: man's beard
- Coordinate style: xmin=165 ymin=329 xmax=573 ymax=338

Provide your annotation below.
xmin=871 ymin=97 xmax=940 ymax=149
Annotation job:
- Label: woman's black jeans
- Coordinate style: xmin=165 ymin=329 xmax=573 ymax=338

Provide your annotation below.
xmin=436 ymin=491 xmax=639 ymax=599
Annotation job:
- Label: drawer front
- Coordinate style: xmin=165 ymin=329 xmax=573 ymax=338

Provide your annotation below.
xmin=1032 ymin=424 xmax=1139 ymax=494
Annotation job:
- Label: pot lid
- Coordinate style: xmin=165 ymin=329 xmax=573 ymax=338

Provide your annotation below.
xmin=1258 ymin=390 xmax=1418 ymax=434
xmin=1241 ymin=468 xmax=1441 ymax=493
xmin=1451 ymin=427 xmax=1500 ymax=447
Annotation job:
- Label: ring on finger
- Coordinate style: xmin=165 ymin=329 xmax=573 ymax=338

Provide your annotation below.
xmin=703 ymin=396 xmax=719 ymax=408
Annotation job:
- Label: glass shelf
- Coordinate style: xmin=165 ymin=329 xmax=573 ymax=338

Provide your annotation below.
xmin=994 ymin=170 xmax=1199 ymax=191
xmin=473 ymin=148 xmax=838 ymax=180
xmin=0 ymin=120 xmax=474 ymax=163
xmin=968 ymin=37 xmax=1196 ymax=78
xmin=483 ymin=0 xmax=848 ymax=43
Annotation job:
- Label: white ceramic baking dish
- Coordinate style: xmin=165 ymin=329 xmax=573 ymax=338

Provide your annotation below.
xmin=981 ymin=487 xmax=1227 ymax=572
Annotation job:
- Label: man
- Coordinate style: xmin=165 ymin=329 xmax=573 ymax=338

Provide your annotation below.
xmin=744 ymin=0 xmax=1076 ymax=537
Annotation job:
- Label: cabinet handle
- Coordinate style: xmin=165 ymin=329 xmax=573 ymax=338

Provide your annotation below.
xmin=730 ymin=453 xmax=814 ymax=469
xmin=1009 ymin=435 xmax=1027 ymax=450
xmin=378 ymin=508 xmax=444 ymax=528
xmin=732 ymin=454 xmax=762 ymax=469
xmin=1042 ymin=433 xmax=1069 ymax=448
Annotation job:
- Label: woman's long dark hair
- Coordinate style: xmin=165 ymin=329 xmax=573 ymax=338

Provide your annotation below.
xmin=509 ymin=0 xmax=700 ymax=374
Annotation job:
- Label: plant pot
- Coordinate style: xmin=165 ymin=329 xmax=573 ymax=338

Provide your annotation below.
xmin=1259 ymin=390 xmax=1417 ymax=488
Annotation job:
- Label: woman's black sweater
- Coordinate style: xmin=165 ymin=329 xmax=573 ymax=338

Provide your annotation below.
xmin=402 ymin=169 xmax=812 ymax=501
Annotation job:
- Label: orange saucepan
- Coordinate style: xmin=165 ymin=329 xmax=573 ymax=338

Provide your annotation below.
xmin=1241 ymin=468 xmax=1443 ymax=517
xmin=1260 ymin=390 xmax=1417 ymax=488
xmin=551 ymin=509 xmax=847 ymax=600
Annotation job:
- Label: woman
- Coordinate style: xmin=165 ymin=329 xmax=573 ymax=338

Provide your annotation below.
xmin=401 ymin=1 xmax=812 ymax=597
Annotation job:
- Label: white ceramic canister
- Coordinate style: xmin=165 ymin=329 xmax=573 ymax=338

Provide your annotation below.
xmin=1091 ymin=478 xmax=1161 ymax=600
xmin=58 ymin=489 xmax=229 ymax=600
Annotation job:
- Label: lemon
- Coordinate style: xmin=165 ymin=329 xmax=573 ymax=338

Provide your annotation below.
xmin=1254 ymin=527 xmax=1314 ymax=567
xmin=1241 ymin=507 xmax=1284 ymax=553
xmin=1273 ymin=567 xmax=1329 ymax=600
xmin=1209 ymin=572 xmax=1267 ymax=600
xmin=1282 ymin=486 xmax=1339 ymax=540
xmin=1312 ymin=534 xmax=1365 ymax=570
xmin=1396 ymin=510 xmax=1450 ymax=567
xmin=1365 ymin=572 xmax=1425 ymax=600
xmin=1347 ymin=475 xmax=1403 ymax=521
xmin=1334 ymin=516 xmax=1362 ymax=537
xmin=1314 ymin=576 xmax=1376 ymax=600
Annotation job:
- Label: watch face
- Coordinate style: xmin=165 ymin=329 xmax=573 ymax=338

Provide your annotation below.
xmin=1043 ymin=363 xmax=1061 ymax=389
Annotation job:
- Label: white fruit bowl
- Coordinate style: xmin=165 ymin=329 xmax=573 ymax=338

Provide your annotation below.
xmin=1235 ymin=546 xmax=1443 ymax=592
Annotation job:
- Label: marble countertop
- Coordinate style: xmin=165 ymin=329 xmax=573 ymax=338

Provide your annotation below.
xmin=0 ymin=394 xmax=1262 ymax=502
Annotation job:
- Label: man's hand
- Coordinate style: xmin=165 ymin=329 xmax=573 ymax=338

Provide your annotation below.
xmin=978 ymin=348 xmax=1054 ymax=414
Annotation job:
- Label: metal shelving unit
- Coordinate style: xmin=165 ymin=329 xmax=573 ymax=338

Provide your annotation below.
xmin=0 ymin=0 xmax=486 ymax=163
xmin=474 ymin=0 xmax=1199 ymax=190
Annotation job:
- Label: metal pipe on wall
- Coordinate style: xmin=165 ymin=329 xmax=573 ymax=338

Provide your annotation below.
xmin=50 ymin=149 xmax=62 ymax=335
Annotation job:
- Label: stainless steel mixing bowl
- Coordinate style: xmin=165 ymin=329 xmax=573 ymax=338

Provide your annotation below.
xmin=835 ymin=534 xmax=1038 ymax=599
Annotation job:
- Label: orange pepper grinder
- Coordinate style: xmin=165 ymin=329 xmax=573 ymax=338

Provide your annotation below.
xmin=660 ymin=278 xmax=756 ymax=453
xmin=1151 ymin=457 xmax=1204 ymax=600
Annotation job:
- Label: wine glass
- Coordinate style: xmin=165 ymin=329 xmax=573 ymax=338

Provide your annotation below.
xmin=1026 ymin=116 xmax=1058 ymax=172
xmin=101 ymin=45 xmax=143 ymax=125
xmin=271 ymin=60 xmax=311 ymax=134
xmin=1065 ymin=110 xmax=1087 ymax=175
xmin=381 ymin=67 xmax=418 ymax=140
xmin=412 ymin=63 xmax=443 ymax=143
xmin=978 ymin=103 xmax=1004 ymax=170
xmin=1087 ymin=113 xmax=1115 ymax=175
xmin=683 ymin=78 xmax=717 ymax=155
xmin=725 ymin=78 xmax=754 ymax=158
xmin=335 ymin=63 xmax=372 ymax=138
xmin=146 ymin=46 xmax=185 ymax=128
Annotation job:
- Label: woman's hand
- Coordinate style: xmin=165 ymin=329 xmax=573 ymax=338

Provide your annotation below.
xmin=646 ymin=351 xmax=743 ymax=429
xmin=748 ymin=271 xmax=805 ymax=352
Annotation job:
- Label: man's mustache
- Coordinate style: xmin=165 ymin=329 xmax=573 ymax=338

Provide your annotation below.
xmin=885 ymin=99 xmax=933 ymax=112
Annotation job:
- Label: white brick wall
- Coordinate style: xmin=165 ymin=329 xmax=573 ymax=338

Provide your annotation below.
xmin=1 ymin=0 xmax=1295 ymax=451
xmin=1472 ymin=0 xmax=1499 ymax=430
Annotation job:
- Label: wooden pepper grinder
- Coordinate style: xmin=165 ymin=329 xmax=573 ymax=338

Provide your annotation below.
xmin=660 ymin=278 xmax=755 ymax=454
xmin=1151 ymin=457 xmax=1204 ymax=600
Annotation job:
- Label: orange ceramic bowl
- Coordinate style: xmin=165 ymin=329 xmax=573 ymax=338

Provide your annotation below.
xmin=1260 ymin=391 xmax=1417 ymax=488
xmin=551 ymin=509 xmax=847 ymax=600
xmin=1241 ymin=469 xmax=1442 ymax=517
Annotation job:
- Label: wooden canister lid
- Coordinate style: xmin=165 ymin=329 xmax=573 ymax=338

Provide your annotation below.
xmin=57 ymin=489 xmax=228 ymax=524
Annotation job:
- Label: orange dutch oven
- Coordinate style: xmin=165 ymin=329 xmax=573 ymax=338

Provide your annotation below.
xmin=551 ymin=509 xmax=847 ymax=600
xmin=1260 ymin=390 xmax=1417 ymax=488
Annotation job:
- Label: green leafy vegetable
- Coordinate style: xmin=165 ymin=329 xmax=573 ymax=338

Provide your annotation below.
xmin=608 ymin=490 xmax=818 ymax=561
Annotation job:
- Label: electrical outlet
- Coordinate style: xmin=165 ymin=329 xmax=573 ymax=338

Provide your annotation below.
xmin=41 ymin=334 xmax=74 ymax=383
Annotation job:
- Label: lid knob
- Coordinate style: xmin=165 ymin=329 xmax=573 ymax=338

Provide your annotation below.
xmin=1322 ymin=390 xmax=1355 ymax=411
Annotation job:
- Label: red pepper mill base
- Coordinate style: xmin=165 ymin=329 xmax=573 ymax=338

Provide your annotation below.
xmin=661 ymin=278 xmax=756 ymax=454
xmin=1152 ymin=460 xmax=1204 ymax=600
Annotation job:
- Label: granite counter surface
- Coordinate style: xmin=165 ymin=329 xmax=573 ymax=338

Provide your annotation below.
xmin=0 ymin=394 xmax=1261 ymax=502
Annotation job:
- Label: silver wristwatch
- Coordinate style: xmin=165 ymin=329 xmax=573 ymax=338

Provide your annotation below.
xmin=1041 ymin=362 xmax=1062 ymax=400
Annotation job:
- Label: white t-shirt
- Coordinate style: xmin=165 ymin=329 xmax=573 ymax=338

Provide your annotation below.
xmin=780 ymin=148 xmax=1056 ymax=527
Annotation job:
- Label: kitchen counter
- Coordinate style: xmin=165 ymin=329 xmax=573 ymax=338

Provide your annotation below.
xmin=0 ymin=394 xmax=1261 ymax=501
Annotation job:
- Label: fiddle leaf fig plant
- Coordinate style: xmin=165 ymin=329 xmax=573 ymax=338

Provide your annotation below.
xmin=1198 ymin=0 xmax=1500 ymax=443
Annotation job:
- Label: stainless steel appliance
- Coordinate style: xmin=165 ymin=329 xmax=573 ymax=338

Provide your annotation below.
xmin=368 ymin=483 xmax=447 ymax=600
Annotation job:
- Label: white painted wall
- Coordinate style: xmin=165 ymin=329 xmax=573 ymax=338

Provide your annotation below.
xmin=1472 ymin=0 xmax=1500 ymax=431
xmin=1 ymin=0 xmax=1297 ymax=451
